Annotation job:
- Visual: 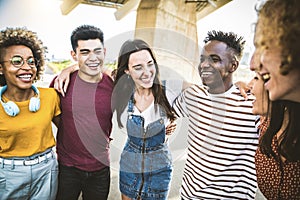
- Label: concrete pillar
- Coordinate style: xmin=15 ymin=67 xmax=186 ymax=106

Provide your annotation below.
xmin=135 ymin=0 xmax=200 ymax=83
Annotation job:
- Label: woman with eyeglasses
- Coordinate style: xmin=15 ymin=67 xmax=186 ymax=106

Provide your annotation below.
xmin=0 ymin=27 xmax=61 ymax=200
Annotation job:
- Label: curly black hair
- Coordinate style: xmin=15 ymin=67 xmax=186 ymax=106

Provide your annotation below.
xmin=0 ymin=27 xmax=47 ymax=86
xmin=204 ymin=30 xmax=245 ymax=60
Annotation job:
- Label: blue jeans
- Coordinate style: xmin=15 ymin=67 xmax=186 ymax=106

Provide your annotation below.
xmin=119 ymin=101 xmax=172 ymax=200
xmin=56 ymin=164 xmax=110 ymax=200
xmin=0 ymin=150 xmax=58 ymax=200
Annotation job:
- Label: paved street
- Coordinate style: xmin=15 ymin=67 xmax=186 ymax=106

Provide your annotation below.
xmin=108 ymin=154 xmax=186 ymax=200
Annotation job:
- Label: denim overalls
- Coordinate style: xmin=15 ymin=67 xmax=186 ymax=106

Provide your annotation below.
xmin=119 ymin=95 xmax=173 ymax=200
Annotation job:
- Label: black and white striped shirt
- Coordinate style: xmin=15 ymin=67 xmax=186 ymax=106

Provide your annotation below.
xmin=173 ymin=84 xmax=259 ymax=200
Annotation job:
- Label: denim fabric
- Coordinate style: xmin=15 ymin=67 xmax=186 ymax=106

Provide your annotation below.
xmin=0 ymin=150 xmax=58 ymax=200
xmin=119 ymin=97 xmax=172 ymax=200
xmin=56 ymin=164 xmax=110 ymax=200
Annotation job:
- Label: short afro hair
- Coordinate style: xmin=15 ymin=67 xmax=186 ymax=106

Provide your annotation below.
xmin=0 ymin=27 xmax=47 ymax=86
xmin=204 ymin=30 xmax=245 ymax=60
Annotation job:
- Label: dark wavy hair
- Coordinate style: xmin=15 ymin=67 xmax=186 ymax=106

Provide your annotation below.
xmin=112 ymin=39 xmax=176 ymax=128
xmin=260 ymin=100 xmax=300 ymax=161
xmin=70 ymin=24 xmax=104 ymax=52
xmin=204 ymin=30 xmax=245 ymax=60
xmin=0 ymin=27 xmax=46 ymax=86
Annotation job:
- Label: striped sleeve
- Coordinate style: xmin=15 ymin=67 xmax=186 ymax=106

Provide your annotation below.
xmin=173 ymin=91 xmax=188 ymax=117
xmin=179 ymin=85 xmax=259 ymax=200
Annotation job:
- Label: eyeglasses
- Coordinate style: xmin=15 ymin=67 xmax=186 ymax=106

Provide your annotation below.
xmin=0 ymin=55 xmax=39 ymax=68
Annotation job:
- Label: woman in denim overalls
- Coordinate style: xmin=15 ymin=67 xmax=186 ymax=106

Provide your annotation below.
xmin=112 ymin=39 xmax=176 ymax=200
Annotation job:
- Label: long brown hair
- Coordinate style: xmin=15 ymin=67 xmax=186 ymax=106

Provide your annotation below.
xmin=260 ymin=100 xmax=300 ymax=161
xmin=112 ymin=39 xmax=176 ymax=128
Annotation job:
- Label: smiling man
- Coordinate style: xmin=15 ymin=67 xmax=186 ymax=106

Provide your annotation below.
xmin=173 ymin=30 xmax=259 ymax=199
xmin=50 ymin=25 xmax=114 ymax=200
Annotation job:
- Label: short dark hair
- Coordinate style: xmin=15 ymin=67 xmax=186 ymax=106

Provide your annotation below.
xmin=0 ymin=27 xmax=46 ymax=86
xmin=204 ymin=30 xmax=245 ymax=60
xmin=70 ymin=25 xmax=104 ymax=52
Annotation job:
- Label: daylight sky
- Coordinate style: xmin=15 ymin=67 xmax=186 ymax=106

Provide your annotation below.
xmin=0 ymin=0 xmax=258 ymax=60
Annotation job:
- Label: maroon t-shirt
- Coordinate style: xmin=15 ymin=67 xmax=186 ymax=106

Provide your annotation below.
xmin=50 ymin=71 xmax=113 ymax=171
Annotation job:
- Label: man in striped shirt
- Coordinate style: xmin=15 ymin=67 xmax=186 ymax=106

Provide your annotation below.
xmin=173 ymin=30 xmax=259 ymax=199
